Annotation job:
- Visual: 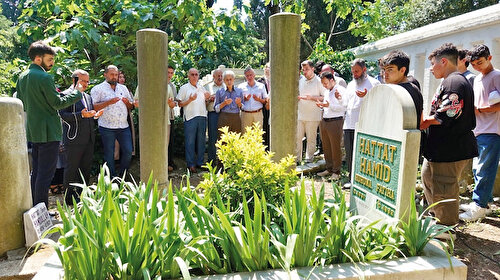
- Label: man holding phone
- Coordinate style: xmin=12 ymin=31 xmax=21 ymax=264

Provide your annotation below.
xmin=91 ymin=65 xmax=134 ymax=177
xmin=60 ymin=69 xmax=102 ymax=205
xmin=16 ymin=41 xmax=84 ymax=208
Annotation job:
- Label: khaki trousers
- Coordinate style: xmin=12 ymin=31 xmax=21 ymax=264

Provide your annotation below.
xmin=422 ymin=158 xmax=469 ymax=226
xmin=296 ymin=120 xmax=320 ymax=162
xmin=320 ymin=118 xmax=344 ymax=174
xmin=241 ymin=111 xmax=263 ymax=134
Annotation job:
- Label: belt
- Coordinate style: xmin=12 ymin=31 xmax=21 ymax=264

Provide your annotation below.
xmin=323 ymin=116 xmax=343 ymax=122
xmin=242 ymin=108 xmax=262 ymax=113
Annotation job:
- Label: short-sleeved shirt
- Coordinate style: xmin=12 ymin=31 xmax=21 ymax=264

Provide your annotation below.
xmin=298 ymin=75 xmax=326 ymax=121
xmin=134 ymin=84 xmax=175 ymax=124
xmin=462 ymin=70 xmax=476 ymax=86
xmin=238 ymin=81 xmax=268 ymax=111
xmin=214 ymin=87 xmax=244 ymax=113
xmin=473 ymin=69 xmax=500 ymax=136
xmin=323 ymin=84 xmax=346 ymax=119
xmin=205 ymin=82 xmax=225 ymax=112
xmin=91 ymin=81 xmax=132 ymax=129
xmin=424 ymin=72 xmax=478 ymax=162
xmin=399 ymin=82 xmax=423 ymax=129
xmin=343 ymin=75 xmax=380 ymax=130
xmin=177 ymin=82 xmax=208 ymax=121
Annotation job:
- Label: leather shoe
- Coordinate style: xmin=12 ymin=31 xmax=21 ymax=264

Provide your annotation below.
xmin=188 ymin=166 xmax=197 ymax=174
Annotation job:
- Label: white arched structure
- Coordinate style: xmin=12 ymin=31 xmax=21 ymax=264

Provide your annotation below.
xmin=351 ymin=4 xmax=500 ymax=115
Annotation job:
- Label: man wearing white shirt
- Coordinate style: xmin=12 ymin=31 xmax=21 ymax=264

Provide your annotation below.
xmin=177 ymin=68 xmax=210 ymax=173
xmin=343 ymin=58 xmax=380 ymax=179
xmin=321 ymin=64 xmax=347 ymax=88
xmin=91 ymin=65 xmax=134 ymax=177
xmin=205 ymin=68 xmax=225 ymax=164
xmin=238 ymin=66 xmax=268 ymax=133
xmin=316 ymin=72 xmax=346 ymax=180
xmin=297 ymin=60 xmax=327 ymax=163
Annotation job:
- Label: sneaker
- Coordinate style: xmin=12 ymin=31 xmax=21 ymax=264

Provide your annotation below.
xmin=342 ymin=183 xmax=351 ymax=190
xmin=330 ymin=173 xmax=340 ymax=180
xmin=317 ymin=170 xmax=331 ymax=177
xmin=459 ymin=203 xmax=491 ymax=222
xmin=459 ymin=201 xmax=476 ymax=212
xmin=461 ymin=201 xmax=496 ymax=211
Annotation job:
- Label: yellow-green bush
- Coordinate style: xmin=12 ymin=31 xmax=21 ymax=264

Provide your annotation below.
xmin=199 ymin=125 xmax=299 ymax=211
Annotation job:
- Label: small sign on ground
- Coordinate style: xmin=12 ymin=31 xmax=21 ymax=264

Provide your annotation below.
xmin=23 ymin=203 xmax=53 ymax=247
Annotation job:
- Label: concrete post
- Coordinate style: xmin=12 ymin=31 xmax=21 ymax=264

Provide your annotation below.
xmin=0 ymin=97 xmax=32 ymax=256
xmin=269 ymin=13 xmax=300 ymax=162
xmin=137 ymin=29 xmax=169 ymax=188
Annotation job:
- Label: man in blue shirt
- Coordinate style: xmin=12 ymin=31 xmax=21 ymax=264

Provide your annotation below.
xmin=238 ymin=66 xmax=268 ymax=133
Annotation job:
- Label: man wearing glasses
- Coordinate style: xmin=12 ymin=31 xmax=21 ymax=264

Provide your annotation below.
xmin=177 ymin=68 xmax=210 ymax=173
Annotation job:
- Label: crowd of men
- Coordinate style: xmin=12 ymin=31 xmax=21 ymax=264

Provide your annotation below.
xmin=16 ymin=40 xmax=499 ymax=231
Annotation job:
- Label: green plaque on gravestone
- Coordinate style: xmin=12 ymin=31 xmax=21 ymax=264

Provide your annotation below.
xmin=353 ymin=132 xmax=401 ymax=206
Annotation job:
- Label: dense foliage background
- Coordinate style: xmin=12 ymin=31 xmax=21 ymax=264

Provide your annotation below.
xmin=0 ymin=0 xmax=497 ymax=94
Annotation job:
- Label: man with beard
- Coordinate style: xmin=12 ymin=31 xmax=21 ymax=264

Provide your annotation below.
xmin=91 ymin=65 xmax=134 ymax=177
xmin=320 ymin=64 xmax=347 ymax=88
xmin=343 ymin=58 xmax=380 ymax=187
xmin=16 ymin=40 xmax=84 ymax=207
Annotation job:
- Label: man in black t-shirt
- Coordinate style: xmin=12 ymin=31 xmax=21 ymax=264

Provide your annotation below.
xmin=420 ymin=43 xmax=478 ymax=228
xmin=382 ymin=50 xmax=423 ymax=129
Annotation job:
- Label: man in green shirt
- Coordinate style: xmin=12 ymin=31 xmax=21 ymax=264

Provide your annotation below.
xmin=16 ymin=40 xmax=83 ymax=208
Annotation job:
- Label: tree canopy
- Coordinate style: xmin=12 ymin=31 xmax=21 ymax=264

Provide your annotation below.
xmin=0 ymin=0 xmax=498 ymax=95
xmin=9 ymin=0 xmax=264 ymax=91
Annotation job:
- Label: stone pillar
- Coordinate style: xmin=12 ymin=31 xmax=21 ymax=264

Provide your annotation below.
xmin=0 ymin=97 xmax=32 ymax=256
xmin=137 ymin=29 xmax=169 ymax=188
xmin=269 ymin=13 xmax=300 ymax=161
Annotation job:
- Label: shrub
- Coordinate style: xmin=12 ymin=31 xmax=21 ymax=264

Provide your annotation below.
xmin=199 ymin=125 xmax=299 ymax=211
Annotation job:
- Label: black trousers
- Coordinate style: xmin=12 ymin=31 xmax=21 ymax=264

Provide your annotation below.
xmin=63 ymin=142 xmax=94 ymax=204
xmin=343 ymin=129 xmax=355 ymax=175
xmin=263 ymin=107 xmax=270 ymax=151
xmin=31 ymin=141 xmax=60 ymax=208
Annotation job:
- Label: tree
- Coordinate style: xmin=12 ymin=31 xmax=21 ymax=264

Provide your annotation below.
xmin=13 ymin=0 xmax=264 ymax=90
xmin=0 ymin=8 xmax=23 ymax=96
xmin=402 ymin=0 xmax=498 ymax=30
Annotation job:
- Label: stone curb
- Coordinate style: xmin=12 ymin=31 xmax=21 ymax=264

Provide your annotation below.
xmin=33 ymin=243 xmax=465 ymax=279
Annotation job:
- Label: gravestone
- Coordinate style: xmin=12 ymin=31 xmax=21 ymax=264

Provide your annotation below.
xmin=0 ymin=97 xmax=32 ymax=256
xmin=136 ymin=29 xmax=168 ymax=188
xmin=350 ymin=84 xmax=420 ymax=222
xmin=23 ymin=203 xmax=53 ymax=247
xmin=269 ymin=13 xmax=300 ymax=162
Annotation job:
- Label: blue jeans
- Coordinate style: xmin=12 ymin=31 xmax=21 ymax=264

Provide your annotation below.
xmin=99 ymin=126 xmax=133 ymax=177
xmin=207 ymin=111 xmax=219 ymax=164
xmin=184 ymin=116 xmax=207 ymax=168
xmin=31 ymin=141 xmax=60 ymax=207
xmin=472 ymin=134 xmax=500 ymax=208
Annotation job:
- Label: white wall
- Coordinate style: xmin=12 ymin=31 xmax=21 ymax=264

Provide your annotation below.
xmin=351 ymin=4 xmax=500 ymax=115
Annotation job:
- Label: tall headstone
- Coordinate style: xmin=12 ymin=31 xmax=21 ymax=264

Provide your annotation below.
xmin=137 ymin=29 xmax=168 ymax=188
xmin=0 ymin=97 xmax=32 ymax=256
xmin=269 ymin=13 xmax=300 ymax=161
xmin=350 ymin=85 xmax=420 ymax=222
